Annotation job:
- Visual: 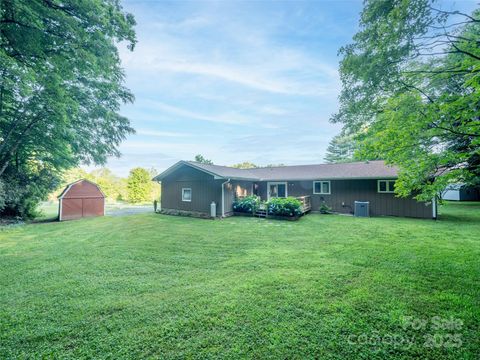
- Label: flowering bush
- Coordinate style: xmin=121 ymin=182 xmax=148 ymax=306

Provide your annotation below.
xmin=267 ymin=197 xmax=302 ymax=217
xmin=233 ymin=195 xmax=261 ymax=213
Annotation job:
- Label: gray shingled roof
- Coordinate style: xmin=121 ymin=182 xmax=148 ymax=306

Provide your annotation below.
xmin=154 ymin=160 xmax=398 ymax=181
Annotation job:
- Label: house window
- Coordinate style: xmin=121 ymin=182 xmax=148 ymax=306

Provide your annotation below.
xmin=182 ymin=188 xmax=192 ymax=202
xmin=378 ymin=180 xmax=395 ymax=193
xmin=313 ymin=181 xmax=331 ymax=195
xmin=267 ymin=182 xmax=287 ymax=200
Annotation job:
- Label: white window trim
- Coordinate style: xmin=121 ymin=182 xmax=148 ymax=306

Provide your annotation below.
xmin=313 ymin=180 xmax=331 ymax=195
xmin=267 ymin=182 xmax=288 ymax=201
xmin=377 ymin=180 xmax=395 ymax=193
xmin=182 ymin=188 xmax=192 ymax=202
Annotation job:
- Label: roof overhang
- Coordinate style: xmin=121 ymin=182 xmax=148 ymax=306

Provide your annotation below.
xmin=152 ymin=161 xmax=230 ymax=181
xmin=260 ymin=176 xmax=398 ymax=181
xmin=152 ymin=161 xmax=399 ymax=182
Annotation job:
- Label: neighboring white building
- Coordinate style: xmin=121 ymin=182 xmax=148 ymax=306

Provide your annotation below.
xmin=442 ymin=184 xmax=480 ymax=201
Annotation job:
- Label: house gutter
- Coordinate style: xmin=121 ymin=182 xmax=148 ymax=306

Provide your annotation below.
xmin=221 ymin=178 xmax=231 ymax=217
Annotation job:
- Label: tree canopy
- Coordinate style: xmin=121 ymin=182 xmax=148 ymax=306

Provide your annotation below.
xmin=333 ymin=0 xmax=480 ymax=201
xmin=0 ymin=0 xmax=136 ymax=217
xmin=52 ymin=166 xmax=160 ymax=203
xmin=194 ymin=154 xmax=213 ymax=164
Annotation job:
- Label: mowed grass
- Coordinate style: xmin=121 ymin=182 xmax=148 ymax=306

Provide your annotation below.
xmin=0 ymin=203 xmax=479 ymax=359
xmin=35 ymin=201 xmax=152 ymax=221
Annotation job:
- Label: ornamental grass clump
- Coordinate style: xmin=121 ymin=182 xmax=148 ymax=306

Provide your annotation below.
xmin=267 ymin=197 xmax=302 ymax=217
xmin=233 ymin=195 xmax=261 ymax=214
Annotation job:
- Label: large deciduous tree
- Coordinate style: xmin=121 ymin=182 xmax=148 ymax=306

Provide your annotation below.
xmin=332 ymin=0 xmax=479 ymax=201
xmin=0 ymin=0 xmax=136 ymax=217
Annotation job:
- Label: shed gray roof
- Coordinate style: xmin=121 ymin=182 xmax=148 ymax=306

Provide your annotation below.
xmin=153 ymin=160 xmax=398 ymax=181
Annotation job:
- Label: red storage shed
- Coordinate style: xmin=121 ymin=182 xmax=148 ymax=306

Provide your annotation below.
xmin=58 ymin=179 xmax=105 ymax=221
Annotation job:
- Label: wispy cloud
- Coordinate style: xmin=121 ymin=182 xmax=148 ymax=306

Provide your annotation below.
xmin=136 ymin=129 xmax=193 ymax=137
xmin=142 ymin=100 xmax=251 ymax=125
xmin=149 ymin=60 xmax=334 ymax=96
xmin=94 ymin=0 xmax=357 ymax=176
xmin=121 ymin=43 xmax=339 ymax=96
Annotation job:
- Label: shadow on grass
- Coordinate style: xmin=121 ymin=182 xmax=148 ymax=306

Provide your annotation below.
xmin=438 ymin=201 xmax=480 ymax=224
xmin=438 ymin=213 xmax=480 ymax=224
xmin=30 ymin=216 xmax=58 ymax=224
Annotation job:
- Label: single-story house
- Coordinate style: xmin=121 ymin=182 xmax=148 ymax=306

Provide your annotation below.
xmin=153 ymin=160 xmax=437 ymax=219
xmin=442 ymin=183 xmax=480 ymax=201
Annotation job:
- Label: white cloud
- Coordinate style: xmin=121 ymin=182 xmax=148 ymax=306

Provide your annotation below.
xmin=119 ymin=38 xmax=340 ymax=96
xmin=136 ymin=129 xmax=193 ymax=137
xmin=100 ymin=1 xmax=350 ymax=176
xmin=141 ymin=99 xmax=251 ymax=125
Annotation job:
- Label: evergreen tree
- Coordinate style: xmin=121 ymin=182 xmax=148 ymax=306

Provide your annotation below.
xmin=194 ymin=154 xmax=213 ymax=164
xmin=324 ymin=134 xmax=357 ymax=163
xmin=127 ymin=168 xmax=153 ymax=203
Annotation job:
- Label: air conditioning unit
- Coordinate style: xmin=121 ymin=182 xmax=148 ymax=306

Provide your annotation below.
xmin=354 ymin=201 xmax=369 ymax=217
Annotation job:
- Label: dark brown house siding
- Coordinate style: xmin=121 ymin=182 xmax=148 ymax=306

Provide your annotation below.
xmin=157 ymin=162 xmax=432 ymax=219
xmin=256 ymin=179 xmax=432 ymax=218
xmin=161 ymin=165 xmax=225 ymax=216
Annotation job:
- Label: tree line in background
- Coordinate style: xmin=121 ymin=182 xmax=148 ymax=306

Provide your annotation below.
xmin=325 ymin=0 xmax=479 ymax=201
xmin=194 ymin=154 xmax=284 ymax=168
xmin=51 ymin=167 xmax=160 ymax=204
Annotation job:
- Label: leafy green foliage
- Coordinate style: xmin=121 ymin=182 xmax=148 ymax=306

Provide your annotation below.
xmin=267 ymin=197 xmax=302 ymax=217
xmin=333 ymin=0 xmax=480 ymax=201
xmin=231 ymin=162 xmax=258 ymax=169
xmin=127 ymin=167 xmax=153 ymax=203
xmin=0 ymin=0 xmax=136 ymax=217
xmin=49 ymin=167 xmax=160 ymax=204
xmin=233 ymin=195 xmax=261 ymax=213
xmin=1 ymin=166 xmax=59 ymax=218
xmin=319 ymin=203 xmax=333 ymax=214
xmin=194 ymin=154 xmax=213 ymax=164
xmin=50 ymin=167 xmax=126 ymax=201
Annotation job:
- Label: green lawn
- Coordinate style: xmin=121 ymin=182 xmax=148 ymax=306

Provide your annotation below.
xmin=36 ymin=201 xmax=152 ymax=221
xmin=0 ymin=202 xmax=479 ymax=359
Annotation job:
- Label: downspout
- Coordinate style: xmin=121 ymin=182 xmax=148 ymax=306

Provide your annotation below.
xmin=221 ymin=178 xmax=231 ymax=217
xmin=157 ymin=180 xmax=162 ymax=211
xmin=432 ymin=196 xmax=437 ymax=220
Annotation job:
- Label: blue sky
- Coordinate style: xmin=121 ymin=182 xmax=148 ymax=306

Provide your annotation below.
xmin=93 ymin=0 xmax=476 ymax=176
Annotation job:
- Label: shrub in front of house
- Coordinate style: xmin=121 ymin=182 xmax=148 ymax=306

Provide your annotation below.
xmin=233 ymin=195 xmax=261 ymax=214
xmin=267 ymin=197 xmax=302 ymax=217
